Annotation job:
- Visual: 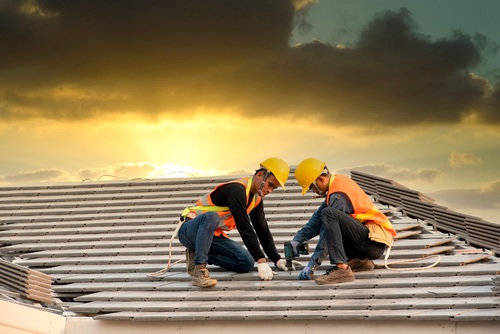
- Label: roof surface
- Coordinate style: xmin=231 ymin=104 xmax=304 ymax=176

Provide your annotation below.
xmin=0 ymin=171 xmax=499 ymax=322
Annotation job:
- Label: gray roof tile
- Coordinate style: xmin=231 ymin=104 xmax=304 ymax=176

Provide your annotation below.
xmin=1 ymin=172 xmax=499 ymax=322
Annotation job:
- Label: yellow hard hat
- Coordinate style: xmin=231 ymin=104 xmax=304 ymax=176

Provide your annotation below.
xmin=294 ymin=158 xmax=327 ymax=195
xmin=260 ymin=157 xmax=290 ymax=190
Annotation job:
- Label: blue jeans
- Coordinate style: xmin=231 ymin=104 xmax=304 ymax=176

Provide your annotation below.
xmin=177 ymin=212 xmax=254 ymax=273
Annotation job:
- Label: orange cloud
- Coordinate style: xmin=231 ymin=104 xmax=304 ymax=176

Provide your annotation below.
xmin=448 ymin=152 xmax=483 ymax=168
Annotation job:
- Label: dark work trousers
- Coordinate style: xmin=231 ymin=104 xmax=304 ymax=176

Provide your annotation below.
xmin=178 ymin=212 xmax=255 ymax=272
xmin=321 ymin=207 xmax=386 ymax=264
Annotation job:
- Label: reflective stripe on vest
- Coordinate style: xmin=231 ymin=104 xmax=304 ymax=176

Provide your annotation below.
xmin=181 ymin=177 xmax=261 ymax=237
xmin=326 ymin=174 xmax=397 ymax=236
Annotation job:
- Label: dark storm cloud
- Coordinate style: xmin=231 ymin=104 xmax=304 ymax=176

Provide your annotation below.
xmin=262 ymin=9 xmax=497 ymax=126
xmin=0 ymin=0 xmax=295 ymax=118
xmin=0 ymin=1 xmax=498 ymax=126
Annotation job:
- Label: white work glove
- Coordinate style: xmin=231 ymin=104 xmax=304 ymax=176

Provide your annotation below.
xmin=257 ymin=262 xmax=276 ymax=281
xmin=276 ymin=259 xmax=288 ymax=271
xmin=276 ymin=259 xmax=302 ymax=271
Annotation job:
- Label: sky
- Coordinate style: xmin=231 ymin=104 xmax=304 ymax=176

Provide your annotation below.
xmin=0 ymin=0 xmax=499 ymax=222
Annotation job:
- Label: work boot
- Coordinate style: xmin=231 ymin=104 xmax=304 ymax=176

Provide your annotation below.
xmin=348 ymin=258 xmax=375 ymax=272
xmin=314 ymin=266 xmax=355 ymax=285
xmin=185 ymin=248 xmax=195 ymax=276
xmin=192 ymin=264 xmax=217 ymax=288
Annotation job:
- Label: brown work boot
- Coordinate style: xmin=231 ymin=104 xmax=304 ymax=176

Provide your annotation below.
xmin=192 ymin=264 xmax=217 ymax=288
xmin=348 ymin=258 xmax=375 ymax=272
xmin=314 ymin=266 xmax=355 ymax=285
xmin=185 ymin=248 xmax=195 ymax=276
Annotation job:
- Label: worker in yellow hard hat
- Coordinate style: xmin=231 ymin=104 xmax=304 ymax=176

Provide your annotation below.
xmin=178 ymin=158 xmax=291 ymax=288
xmin=290 ymin=158 xmax=396 ymax=285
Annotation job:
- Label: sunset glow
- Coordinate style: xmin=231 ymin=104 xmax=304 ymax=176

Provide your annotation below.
xmin=1 ymin=0 xmax=499 ymax=222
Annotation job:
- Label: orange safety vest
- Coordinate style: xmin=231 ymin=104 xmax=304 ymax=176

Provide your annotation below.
xmin=181 ymin=177 xmax=261 ymax=237
xmin=326 ymin=174 xmax=397 ymax=237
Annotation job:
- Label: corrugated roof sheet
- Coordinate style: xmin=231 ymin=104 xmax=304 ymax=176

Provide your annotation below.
xmin=0 ymin=171 xmax=499 ymax=322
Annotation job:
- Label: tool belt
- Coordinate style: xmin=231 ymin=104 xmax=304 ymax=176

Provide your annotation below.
xmin=366 ymin=222 xmax=393 ymax=247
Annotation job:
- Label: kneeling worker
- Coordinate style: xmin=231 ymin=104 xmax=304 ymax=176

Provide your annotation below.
xmin=178 ymin=157 xmax=291 ymax=288
xmin=290 ymin=158 xmax=396 ymax=285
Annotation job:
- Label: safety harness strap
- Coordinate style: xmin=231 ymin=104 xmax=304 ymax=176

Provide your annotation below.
xmin=180 ymin=205 xmax=230 ymax=220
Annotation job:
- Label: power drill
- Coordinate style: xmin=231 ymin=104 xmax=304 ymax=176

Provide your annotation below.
xmin=284 ymin=241 xmax=309 ymax=270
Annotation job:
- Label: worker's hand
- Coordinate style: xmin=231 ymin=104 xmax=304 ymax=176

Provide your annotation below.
xmin=275 ymin=259 xmax=289 ymax=271
xmin=257 ymin=262 xmax=276 ymax=281
xmin=276 ymin=259 xmax=302 ymax=271
xmin=298 ymin=265 xmax=313 ymax=280
xmin=290 ymin=240 xmax=301 ymax=256
xmin=291 ymin=260 xmax=302 ymax=270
